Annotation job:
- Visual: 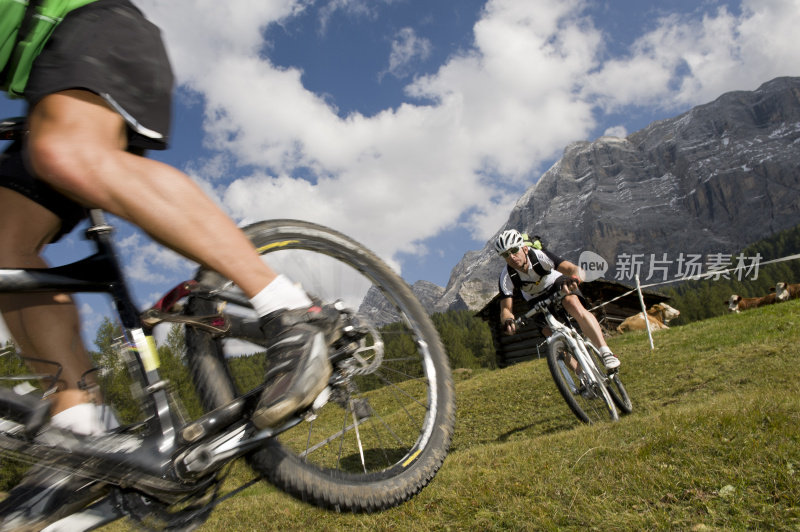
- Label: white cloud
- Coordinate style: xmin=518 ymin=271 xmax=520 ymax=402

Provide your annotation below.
xmin=585 ymin=0 xmax=800 ymax=112
xmin=131 ymin=0 xmax=800 ymax=273
xmin=603 ymin=125 xmax=628 ymax=138
xmin=384 ymin=27 xmax=432 ymax=79
xmin=317 ymin=0 xmax=378 ymax=34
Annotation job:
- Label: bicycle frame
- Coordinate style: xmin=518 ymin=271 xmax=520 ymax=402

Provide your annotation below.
xmin=0 ymin=210 xmax=182 ymax=465
xmin=519 ymin=294 xmax=614 ymax=403
xmin=544 ymin=313 xmax=607 ymax=391
xmin=0 ymin=206 xmax=317 ymax=500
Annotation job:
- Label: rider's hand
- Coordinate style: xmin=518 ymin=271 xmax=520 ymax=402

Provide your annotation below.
xmin=555 ymin=275 xmax=581 ymax=294
xmin=503 ymin=318 xmax=516 ymax=335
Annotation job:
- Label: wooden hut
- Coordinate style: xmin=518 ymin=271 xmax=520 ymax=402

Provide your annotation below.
xmin=474 ymin=279 xmax=671 ymax=367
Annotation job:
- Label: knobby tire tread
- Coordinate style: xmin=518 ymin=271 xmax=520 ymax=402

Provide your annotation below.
xmin=183 ymin=220 xmax=455 ymax=513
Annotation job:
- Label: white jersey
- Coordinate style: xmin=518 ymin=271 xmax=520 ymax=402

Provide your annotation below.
xmin=498 ymin=248 xmax=563 ymax=301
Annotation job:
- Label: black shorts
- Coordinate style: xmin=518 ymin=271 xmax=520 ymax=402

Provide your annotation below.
xmin=526 ymin=285 xmax=589 ymax=330
xmin=26 ymin=0 xmax=174 ymax=150
xmin=0 ymin=0 xmax=174 ymax=241
xmin=0 ymin=141 xmax=86 ymax=241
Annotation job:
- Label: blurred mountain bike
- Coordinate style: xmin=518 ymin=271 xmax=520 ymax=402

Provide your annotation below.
xmin=0 ymin=116 xmax=455 ymax=530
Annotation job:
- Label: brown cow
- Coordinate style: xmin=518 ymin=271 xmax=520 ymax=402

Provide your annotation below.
xmin=774 ymin=282 xmax=790 ymax=302
xmin=725 ymin=293 xmax=778 ymax=313
xmin=790 ymin=283 xmax=800 ymax=300
xmin=617 ymin=303 xmax=680 ymax=333
xmin=774 ymin=281 xmax=800 ymax=301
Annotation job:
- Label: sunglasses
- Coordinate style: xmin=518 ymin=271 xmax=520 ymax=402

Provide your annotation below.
xmin=501 ymin=246 xmax=520 ymax=258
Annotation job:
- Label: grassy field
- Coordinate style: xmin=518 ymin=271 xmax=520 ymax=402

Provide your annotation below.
xmin=104 ymin=299 xmax=800 ymax=531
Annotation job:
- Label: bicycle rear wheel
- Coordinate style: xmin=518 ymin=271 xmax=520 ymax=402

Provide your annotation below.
xmin=586 ymin=342 xmax=632 ymax=414
xmin=184 ymin=220 xmax=455 ymax=512
xmin=546 ymin=337 xmax=618 ymax=423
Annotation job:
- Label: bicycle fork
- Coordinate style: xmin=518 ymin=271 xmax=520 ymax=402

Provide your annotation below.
xmin=546 ymin=318 xmax=604 ymax=396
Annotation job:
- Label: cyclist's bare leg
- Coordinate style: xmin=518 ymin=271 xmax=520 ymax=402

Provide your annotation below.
xmin=26 ymin=90 xmax=276 ymax=298
xmin=562 ymin=294 xmax=608 ymax=350
xmin=0 ymin=188 xmax=95 ymax=415
xmin=26 ymin=89 xmax=331 ymax=428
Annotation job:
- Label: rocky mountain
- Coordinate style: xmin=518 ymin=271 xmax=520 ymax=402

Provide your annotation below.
xmin=358 ymin=280 xmax=445 ymax=325
xmin=410 ymin=280 xmax=447 ymax=313
xmin=436 ymin=76 xmax=800 ymax=312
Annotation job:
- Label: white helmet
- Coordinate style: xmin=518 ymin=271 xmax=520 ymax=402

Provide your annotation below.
xmin=494 ymin=229 xmax=524 ymax=255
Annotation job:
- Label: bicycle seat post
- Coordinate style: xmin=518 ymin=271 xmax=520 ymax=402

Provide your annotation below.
xmin=87 ymin=208 xmax=111 ymax=231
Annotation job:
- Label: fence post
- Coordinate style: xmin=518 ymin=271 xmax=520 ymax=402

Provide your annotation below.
xmin=635 ymin=275 xmax=654 ymax=350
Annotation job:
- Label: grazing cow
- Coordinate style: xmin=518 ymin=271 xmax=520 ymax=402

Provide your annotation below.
xmin=773 ymin=282 xmax=790 ymax=302
xmin=725 ymin=293 xmax=778 ymax=313
xmin=774 ymin=281 xmax=800 ymax=301
xmin=790 ymin=283 xmax=800 ymax=300
xmin=617 ymin=303 xmax=681 ymax=333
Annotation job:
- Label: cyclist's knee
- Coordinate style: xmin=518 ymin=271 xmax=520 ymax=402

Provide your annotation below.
xmin=562 ymin=294 xmax=583 ymax=313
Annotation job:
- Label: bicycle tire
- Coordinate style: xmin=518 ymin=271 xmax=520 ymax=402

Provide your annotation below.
xmin=546 ymin=337 xmax=619 ymax=423
xmin=184 ymin=219 xmax=455 ymax=512
xmin=585 ymin=342 xmax=632 ymax=414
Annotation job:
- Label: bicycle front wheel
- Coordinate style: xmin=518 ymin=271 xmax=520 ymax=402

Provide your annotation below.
xmin=184 ymin=220 xmax=455 ymax=512
xmin=586 ymin=342 xmax=632 ymax=414
xmin=547 ymin=337 xmax=619 ymax=423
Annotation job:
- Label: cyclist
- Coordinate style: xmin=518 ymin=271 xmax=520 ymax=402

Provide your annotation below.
xmin=0 ymin=1 xmax=333 ymax=527
xmin=495 ymin=229 xmax=620 ymax=370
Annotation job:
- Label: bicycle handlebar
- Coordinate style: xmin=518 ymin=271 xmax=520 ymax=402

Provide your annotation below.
xmin=513 ymin=290 xmax=566 ymax=327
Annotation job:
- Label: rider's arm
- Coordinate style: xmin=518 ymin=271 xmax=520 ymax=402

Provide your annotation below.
xmin=499 ymin=296 xmax=516 ymax=335
xmin=497 ymin=267 xmax=517 ymax=335
xmin=555 ymin=260 xmax=583 ymax=293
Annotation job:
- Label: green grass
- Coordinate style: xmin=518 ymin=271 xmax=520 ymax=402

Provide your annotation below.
xmin=102 ymin=299 xmax=800 ymax=530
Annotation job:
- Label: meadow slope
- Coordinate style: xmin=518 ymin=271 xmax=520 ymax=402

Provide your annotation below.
xmin=105 ymin=299 xmax=800 ymax=531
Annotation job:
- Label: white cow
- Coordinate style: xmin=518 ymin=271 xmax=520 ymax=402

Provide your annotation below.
xmin=617 ymin=303 xmax=680 ymax=333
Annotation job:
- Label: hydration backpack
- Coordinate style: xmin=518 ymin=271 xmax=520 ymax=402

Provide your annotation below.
xmin=1 ymin=0 xmax=96 ymax=97
xmin=521 ymin=233 xmax=543 ymax=251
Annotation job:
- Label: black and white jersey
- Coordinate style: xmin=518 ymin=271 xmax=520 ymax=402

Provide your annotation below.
xmin=498 ymin=248 xmax=564 ymax=301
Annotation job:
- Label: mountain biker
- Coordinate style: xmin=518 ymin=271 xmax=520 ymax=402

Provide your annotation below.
xmin=495 ymin=229 xmax=620 ymax=370
xmin=0 ymin=1 xmax=334 ymax=527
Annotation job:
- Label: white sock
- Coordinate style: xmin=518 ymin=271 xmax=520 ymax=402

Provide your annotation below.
xmin=249 ymin=274 xmax=312 ymax=316
xmin=600 ymin=346 xmax=613 ymax=355
xmin=51 ymin=403 xmax=119 ymax=436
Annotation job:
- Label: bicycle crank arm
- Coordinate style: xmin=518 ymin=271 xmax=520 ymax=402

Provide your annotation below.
xmin=175 ymin=416 xmax=302 ymax=480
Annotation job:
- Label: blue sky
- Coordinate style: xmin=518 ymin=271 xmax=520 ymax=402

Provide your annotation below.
xmin=1 ymin=0 xmax=798 ymax=343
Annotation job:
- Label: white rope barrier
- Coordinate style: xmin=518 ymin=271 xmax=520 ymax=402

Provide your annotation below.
xmin=587 ymin=252 xmax=800 ymax=314
xmin=585 ymin=252 xmax=800 ymax=350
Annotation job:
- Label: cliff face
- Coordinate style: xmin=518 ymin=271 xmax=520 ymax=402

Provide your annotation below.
xmin=437 ymin=76 xmax=800 ymax=311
